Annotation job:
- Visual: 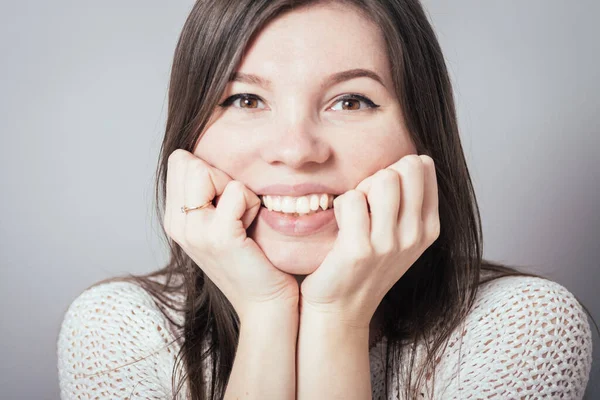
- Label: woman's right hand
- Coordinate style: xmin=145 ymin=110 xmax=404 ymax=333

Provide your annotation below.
xmin=164 ymin=149 xmax=299 ymax=320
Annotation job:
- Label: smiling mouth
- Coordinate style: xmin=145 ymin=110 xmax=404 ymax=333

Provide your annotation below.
xmin=260 ymin=193 xmax=337 ymax=216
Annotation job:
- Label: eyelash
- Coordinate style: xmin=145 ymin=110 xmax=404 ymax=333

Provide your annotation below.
xmin=217 ymin=93 xmax=380 ymax=111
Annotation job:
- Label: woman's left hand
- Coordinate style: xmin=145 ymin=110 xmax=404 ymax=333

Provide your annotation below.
xmin=299 ymin=154 xmax=441 ymax=327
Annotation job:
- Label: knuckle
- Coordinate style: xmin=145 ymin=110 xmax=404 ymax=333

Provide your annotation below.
xmin=187 ymin=159 xmax=209 ymax=178
xmin=167 ymin=149 xmax=186 ymax=167
xmin=376 ymin=239 xmax=397 ymax=255
xmin=344 ymin=189 xmax=357 ymax=198
xmin=346 ymin=189 xmax=366 ymax=202
xmin=419 ymin=154 xmax=434 ymax=166
xmin=404 ymin=225 xmax=423 ymax=248
xmin=349 ymin=241 xmax=373 ymax=262
xmin=401 ymin=154 xmax=423 ymax=170
xmin=407 ymin=154 xmax=423 ymax=163
xmin=226 ymin=180 xmax=244 ymax=192
xmin=222 ymin=180 xmax=245 ymax=199
xmin=374 ymin=168 xmax=399 ymax=184
xmin=430 ymin=220 xmax=441 ymax=241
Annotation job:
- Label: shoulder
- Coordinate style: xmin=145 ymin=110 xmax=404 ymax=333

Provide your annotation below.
xmin=433 ymin=275 xmax=593 ymax=399
xmin=475 ymin=274 xmax=583 ymax=310
xmin=57 ymin=279 xmax=187 ymax=399
xmin=470 ymin=275 xmax=592 ymax=346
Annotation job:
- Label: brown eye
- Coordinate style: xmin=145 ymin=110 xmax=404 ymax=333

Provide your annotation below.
xmin=240 ymin=96 xmax=259 ymax=108
xmin=341 ymin=99 xmax=360 ymax=110
xmin=218 ymin=94 xmax=267 ymax=110
xmin=330 ymin=94 xmax=380 ymax=111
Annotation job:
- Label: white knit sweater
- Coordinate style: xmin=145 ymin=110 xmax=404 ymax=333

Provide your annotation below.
xmin=56 ymin=275 xmax=593 ymax=399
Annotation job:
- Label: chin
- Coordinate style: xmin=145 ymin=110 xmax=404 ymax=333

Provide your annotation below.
xmin=248 ymin=222 xmax=336 ymax=276
xmin=258 ymin=236 xmax=333 ymax=275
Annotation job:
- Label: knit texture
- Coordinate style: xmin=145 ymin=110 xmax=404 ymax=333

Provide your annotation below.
xmin=57 ymin=275 xmax=593 ymax=399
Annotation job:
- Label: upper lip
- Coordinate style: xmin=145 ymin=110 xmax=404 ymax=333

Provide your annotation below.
xmin=256 ymin=183 xmax=342 ymax=197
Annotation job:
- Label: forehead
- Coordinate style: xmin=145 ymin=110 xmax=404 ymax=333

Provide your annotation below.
xmin=236 ymin=2 xmax=392 ymax=88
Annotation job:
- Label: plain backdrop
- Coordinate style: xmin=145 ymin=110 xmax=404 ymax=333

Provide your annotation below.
xmin=1 ymin=1 xmax=598 ymax=399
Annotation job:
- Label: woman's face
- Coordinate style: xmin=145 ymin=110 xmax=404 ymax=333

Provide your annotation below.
xmin=194 ymin=2 xmax=416 ymax=277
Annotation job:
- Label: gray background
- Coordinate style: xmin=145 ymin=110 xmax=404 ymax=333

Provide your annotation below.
xmin=0 ymin=1 xmax=597 ymax=398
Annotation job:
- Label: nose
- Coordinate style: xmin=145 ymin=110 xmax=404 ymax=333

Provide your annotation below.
xmin=260 ymin=116 xmax=331 ymax=169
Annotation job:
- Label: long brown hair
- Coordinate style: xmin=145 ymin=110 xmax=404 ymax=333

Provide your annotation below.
xmin=94 ymin=0 xmax=596 ymax=398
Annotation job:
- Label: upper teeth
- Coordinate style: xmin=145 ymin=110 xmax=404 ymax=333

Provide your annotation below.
xmin=261 ymin=194 xmax=335 ymax=214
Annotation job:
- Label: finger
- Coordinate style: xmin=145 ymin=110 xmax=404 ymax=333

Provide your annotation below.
xmin=333 ymin=190 xmax=371 ymax=258
xmin=165 ymin=150 xmax=186 ymax=240
xmin=186 ymin=154 xmax=233 ymax=201
xmin=240 ymin=189 xmax=262 ymax=230
xmin=419 ymin=155 xmax=440 ymax=241
xmin=183 ymin=159 xmax=217 ymax=220
xmin=311 ymin=190 xmax=371 ymax=289
xmin=182 ymin=150 xmax=232 ymax=207
xmin=182 ymin=153 xmax=233 ymax=238
xmin=387 ymin=155 xmax=425 ymax=248
xmin=215 ymin=181 xmax=261 ymax=230
xmin=364 ymin=169 xmax=400 ymax=253
xmin=355 ymin=173 xmax=374 ymax=194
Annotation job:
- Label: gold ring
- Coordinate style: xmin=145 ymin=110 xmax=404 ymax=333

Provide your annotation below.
xmin=181 ymin=200 xmax=213 ymax=214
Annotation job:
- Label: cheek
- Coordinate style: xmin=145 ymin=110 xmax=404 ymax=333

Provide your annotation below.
xmin=193 ymin=124 xmax=257 ymax=173
xmin=339 ymin=128 xmax=412 ymax=181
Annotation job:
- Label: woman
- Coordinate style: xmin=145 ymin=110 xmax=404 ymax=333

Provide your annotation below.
xmin=57 ymin=0 xmax=594 ymax=399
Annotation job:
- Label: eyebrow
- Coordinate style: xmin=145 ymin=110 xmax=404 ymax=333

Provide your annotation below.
xmin=229 ymin=68 xmax=386 ymax=91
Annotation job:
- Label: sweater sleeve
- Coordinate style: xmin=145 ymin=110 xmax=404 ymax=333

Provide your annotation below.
xmin=431 ymin=276 xmax=593 ymax=399
xmin=56 ymin=281 xmax=188 ymax=400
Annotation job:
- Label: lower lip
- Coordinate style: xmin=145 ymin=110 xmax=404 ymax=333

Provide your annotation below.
xmin=258 ymin=207 xmax=336 ymax=236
